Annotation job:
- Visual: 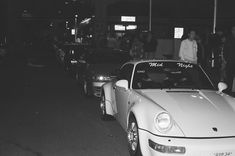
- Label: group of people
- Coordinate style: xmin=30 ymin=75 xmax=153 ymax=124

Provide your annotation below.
xmin=122 ymin=32 xmax=158 ymax=60
xmin=179 ymin=26 xmax=235 ymax=93
xmin=113 ymin=32 xmax=158 ymax=60
xmin=102 ymin=31 xmax=158 ymax=60
xmin=106 ymin=27 xmax=235 ymax=93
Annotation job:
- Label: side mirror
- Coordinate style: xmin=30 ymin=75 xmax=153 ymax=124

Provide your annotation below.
xmin=116 ymin=80 xmax=128 ymax=90
xmin=218 ymin=82 xmax=228 ymax=93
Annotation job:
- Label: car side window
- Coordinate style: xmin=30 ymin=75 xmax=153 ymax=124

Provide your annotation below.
xmin=119 ymin=64 xmax=134 ymax=88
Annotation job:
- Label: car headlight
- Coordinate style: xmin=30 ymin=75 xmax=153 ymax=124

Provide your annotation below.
xmin=70 ymin=59 xmax=78 ymax=64
xmin=155 ymin=112 xmax=173 ymax=133
xmin=97 ymin=76 xmax=105 ymax=81
xmin=92 ymin=75 xmax=111 ymax=81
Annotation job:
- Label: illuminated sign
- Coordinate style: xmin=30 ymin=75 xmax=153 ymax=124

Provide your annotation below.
xmin=71 ymin=29 xmax=75 ymax=35
xmin=126 ymin=25 xmax=137 ymax=30
xmin=121 ymin=16 xmax=136 ymax=22
xmin=114 ymin=25 xmax=125 ymax=31
xmin=174 ymin=27 xmax=184 ymax=39
xmin=81 ymin=18 xmax=91 ymax=24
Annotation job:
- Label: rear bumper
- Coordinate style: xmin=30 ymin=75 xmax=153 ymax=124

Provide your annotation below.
xmin=91 ymin=82 xmax=106 ymax=97
xmin=139 ymin=128 xmax=235 ymax=156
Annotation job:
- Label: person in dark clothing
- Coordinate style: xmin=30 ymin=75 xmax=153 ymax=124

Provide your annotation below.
xmin=143 ymin=32 xmax=158 ymax=59
xmin=196 ymin=37 xmax=205 ymax=66
xmin=120 ymin=35 xmax=132 ymax=51
xmin=213 ymin=30 xmax=226 ymax=66
xmin=130 ymin=36 xmax=144 ymax=60
xmin=206 ymin=29 xmax=224 ymax=69
xmin=224 ymin=26 xmax=235 ymax=93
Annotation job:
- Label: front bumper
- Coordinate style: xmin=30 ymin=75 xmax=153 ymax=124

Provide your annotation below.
xmin=139 ymin=128 xmax=235 ymax=156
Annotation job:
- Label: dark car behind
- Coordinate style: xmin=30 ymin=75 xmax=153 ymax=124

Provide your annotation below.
xmin=63 ymin=43 xmax=89 ymax=77
xmin=0 ymin=36 xmax=7 ymax=63
xmin=78 ymin=48 xmax=131 ymax=97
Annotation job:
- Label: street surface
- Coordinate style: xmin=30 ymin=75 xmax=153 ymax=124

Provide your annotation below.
xmin=0 ymin=50 xmax=129 ymax=156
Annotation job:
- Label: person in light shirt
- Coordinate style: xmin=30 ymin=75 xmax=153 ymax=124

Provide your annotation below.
xmin=179 ymin=30 xmax=198 ymax=64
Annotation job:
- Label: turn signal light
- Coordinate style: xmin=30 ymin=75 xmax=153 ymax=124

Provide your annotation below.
xmin=149 ymin=139 xmax=186 ymax=154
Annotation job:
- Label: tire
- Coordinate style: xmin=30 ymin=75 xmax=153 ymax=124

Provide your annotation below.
xmin=100 ymin=91 xmax=109 ymax=120
xmin=75 ymin=72 xmax=79 ymax=81
xmin=82 ymin=80 xmax=92 ymax=97
xmin=64 ymin=62 xmax=69 ymax=72
xmin=127 ymin=116 xmax=142 ymax=156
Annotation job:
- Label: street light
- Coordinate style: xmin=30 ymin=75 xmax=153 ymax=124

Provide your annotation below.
xmin=213 ymin=0 xmax=218 ymax=34
xmin=65 ymin=21 xmax=69 ymax=29
xmin=149 ymin=0 xmax=152 ymax=31
xmin=75 ymin=14 xmax=78 ymax=42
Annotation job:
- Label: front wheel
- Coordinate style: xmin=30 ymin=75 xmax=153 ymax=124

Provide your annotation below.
xmin=100 ymin=91 xmax=109 ymax=120
xmin=127 ymin=116 xmax=142 ymax=156
xmin=75 ymin=72 xmax=79 ymax=81
xmin=82 ymin=80 xmax=91 ymax=97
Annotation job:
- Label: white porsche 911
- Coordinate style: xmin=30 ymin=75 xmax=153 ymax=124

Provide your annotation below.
xmin=100 ymin=60 xmax=235 ymax=156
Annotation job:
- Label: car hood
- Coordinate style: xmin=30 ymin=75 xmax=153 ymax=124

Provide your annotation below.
xmin=139 ymin=89 xmax=235 ymax=138
xmin=88 ymin=64 xmax=121 ymax=76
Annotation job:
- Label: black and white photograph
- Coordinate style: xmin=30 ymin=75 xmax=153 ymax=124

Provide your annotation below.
xmin=1 ymin=0 xmax=235 ymax=156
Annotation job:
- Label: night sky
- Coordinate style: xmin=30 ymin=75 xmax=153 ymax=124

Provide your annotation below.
xmin=5 ymin=0 xmax=93 ymax=19
xmin=108 ymin=0 xmax=235 ymax=19
xmin=3 ymin=0 xmax=235 ymax=19
xmin=1 ymin=0 xmax=235 ymax=38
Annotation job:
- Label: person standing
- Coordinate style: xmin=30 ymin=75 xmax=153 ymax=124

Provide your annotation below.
xmin=196 ymin=36 xmax=205 ymax=66
xmin=224 ymin=26 xmax=235 ymax=93
xmin=130 ymin=36 xmax=144 ymax=60
xmin=143 ymin=32 xmax=158 ymax=59
xmin=107 ymin=33 xmax=119 ymax=49
xmin=120 ymin=35 xmax=131 ymax=51
xmin=179 ymin=30 xmax=198 ymax=64
xmin=207 ymin=28 xmax=225 ymax=68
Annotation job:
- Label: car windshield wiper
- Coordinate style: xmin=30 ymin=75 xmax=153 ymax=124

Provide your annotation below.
xmin=191 ymin=85 xmax=201 ymax=90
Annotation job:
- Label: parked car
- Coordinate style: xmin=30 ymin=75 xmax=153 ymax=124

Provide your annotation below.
xmin=101 ymin=60 xmax=235 ymax=156
xmin=63 ymin=43 xmax=89 ymax=76
xmin=78 ymin=48 xmax=131 ymax=97
xmin=0 ymin=36 xmax=7 ymax=63
xmin=54 ymin=42 xmax=66 ymax=64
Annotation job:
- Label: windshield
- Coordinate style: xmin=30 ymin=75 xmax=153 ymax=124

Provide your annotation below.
xmin=132 ymin=62 xmax=215 ymax=90
xmin=87 ymin=52 xmax=131 ymax=64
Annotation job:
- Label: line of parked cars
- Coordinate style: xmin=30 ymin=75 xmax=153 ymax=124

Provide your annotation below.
xmin=54 ymin=42 xmax=89 ymax=77
xmin=78 ymin=48 xmax=131 ymax=97
xmin=54 ymin=43 xmax=131 ymax=97
xmin=54 ymin=43 xmax=235 ymax=156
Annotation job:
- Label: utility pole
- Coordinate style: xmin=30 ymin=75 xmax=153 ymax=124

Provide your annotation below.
xmin=213 ymin=0 xmax=218 ymax=34
xmin=75 ymin=14 xmax=78 ymax=42
xmin=149 ymin=0 xmax=152 ymax=31
xmin=65 ymin=21 xmax=68 ymax=29
xmin=211 ymin=0 xmax=218 ymax=68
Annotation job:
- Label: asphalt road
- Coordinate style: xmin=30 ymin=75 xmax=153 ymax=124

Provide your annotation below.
xmin=0 ymin=51 xmax=129 ymax=156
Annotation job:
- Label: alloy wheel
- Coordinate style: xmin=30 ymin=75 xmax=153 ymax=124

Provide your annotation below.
xmin=100 ymin=94 xmax=106 ymax=115
xmin=127 ymin=121 xmax=139 ymax=152
xmin=83 ymin=81 xmax=88 ymax=95
xmin=75 ymin=73 xmax=79 ymax=81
